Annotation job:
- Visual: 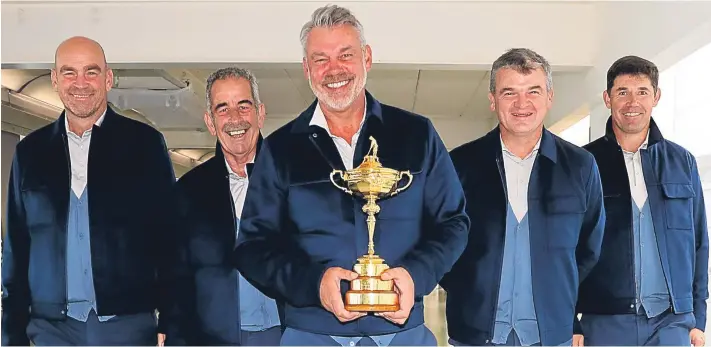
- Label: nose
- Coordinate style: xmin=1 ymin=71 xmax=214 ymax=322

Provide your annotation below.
xmin=73 ymin=74 xmax=89 ymax=88
xmin=513 ymin=93 xmax=528 ymax=108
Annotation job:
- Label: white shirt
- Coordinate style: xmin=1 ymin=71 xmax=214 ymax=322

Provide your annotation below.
xmin=501 ymin=136 xmax=541 ymax=222
xmin=309 ymin=100 xmax=367 ymax=170
xmin=65 ymin=111 xmax=106 ymax=197
xmin=621 ymin=132 xmax=650 ymax=210
xmin=225 ymin=158 xmax=254 ymax=219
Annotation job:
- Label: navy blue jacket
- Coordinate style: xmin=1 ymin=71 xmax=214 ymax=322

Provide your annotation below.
xmin=173 ymin=136 xmax=285 ymax=345
xmin=1 ymin=106 xmax=178 ymax=346
xmin=442 ymin=127 xmax=606 ymax=346
xmin=578 ymin=118 xmax=709 ymax=331
xmin=233 ymin=91 xmax=470 ymax=336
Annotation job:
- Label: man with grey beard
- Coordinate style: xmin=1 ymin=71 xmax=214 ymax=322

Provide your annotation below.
xmin=232 ymin=4 xmax=470 ymax=346
xmin=169 ymin=67 xmax=283 ymax=345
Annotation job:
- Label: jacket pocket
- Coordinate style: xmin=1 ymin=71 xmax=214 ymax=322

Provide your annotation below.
xmin=661 ymin=183 xmax=694 ymax=230
xmin=546 ymin=195 xmax=586 ymax=248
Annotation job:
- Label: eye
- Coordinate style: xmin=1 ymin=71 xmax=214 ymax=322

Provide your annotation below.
xmin=530 ymin=90 xmax=540 ymax=95
xmin=238 ymin=105 xmax=251 ymax=112
xmin=639 ymin=90 xmax=649 ymax=95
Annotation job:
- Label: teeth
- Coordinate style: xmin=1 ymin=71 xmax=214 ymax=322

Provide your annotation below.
xmin=326 ymin=80 xmax=349 ymax=89
xmin=624 ymin=112 xmax=641 ymax=116
xmin=228 ymin=130 xmax=246 ymax=136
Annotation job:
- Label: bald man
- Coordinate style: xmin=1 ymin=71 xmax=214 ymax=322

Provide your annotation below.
xmin=1 ymin=36 xmax=183 ymax=345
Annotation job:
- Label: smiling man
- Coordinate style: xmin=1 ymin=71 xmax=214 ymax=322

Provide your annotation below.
xmin=1 ymin=36 xmax=177 ymax=346
xmin=231 ymin=4 xmax=470 ymax=346
xmin=170 ymin=67 xmax=283 ymax=345
xmin=575 ymin=56 xmax=709 ymax=347
xmin=442 ymin=48 xmax=606 ymax=346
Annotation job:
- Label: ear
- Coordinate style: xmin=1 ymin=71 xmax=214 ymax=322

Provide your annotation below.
xmin=257 ymin=103 xmax=266 ymax=129
xmin=51 ymin=69 xmax=58 ymax=91
xmin=547 ymin=88 xmax=555 ymax=108
xmin=603 ymin=90 xmax=612 ymax=109
xmin=364 ymin=44 xmax=373 ymax=72
xmin=203 ymin=111 xmax=217 ymax=137
xmin=488 ymin=92 xmax=496 ymax=112
xmin=653 ymin=87 xmax=662 ymax=107
xmin=105 ymin=68 xmax=114 ymax=92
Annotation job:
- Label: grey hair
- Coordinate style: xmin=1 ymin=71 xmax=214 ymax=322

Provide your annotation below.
xmin=300 ymin=4 xmax=366 ymax=56
xmin=489 ymin=48 xmax=553 ymax=94
xmin=205 ymin=67 xmax=261 ymax=116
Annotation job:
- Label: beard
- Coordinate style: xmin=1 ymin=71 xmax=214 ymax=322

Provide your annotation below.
xmin=308 ymin=61 xmax=367 ymax=111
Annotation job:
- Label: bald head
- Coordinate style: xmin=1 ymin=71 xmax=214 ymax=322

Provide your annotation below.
xmin=54 ymin=36 xmax=107 ymax=68
xmin=51 ymin=36 xmax=113 ymax=122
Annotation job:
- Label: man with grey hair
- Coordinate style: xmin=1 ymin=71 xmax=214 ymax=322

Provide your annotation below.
xmin=233 ymin=4 xmax=470 ymax=346
xmin=169 ymin=67 xmax=283 ymax=345
xmin=442 ymin=48 xmax=606 ymax=346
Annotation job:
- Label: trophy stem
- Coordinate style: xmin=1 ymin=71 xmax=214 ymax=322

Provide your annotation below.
xmin=363 ymin=195 xmax=379 ymax=256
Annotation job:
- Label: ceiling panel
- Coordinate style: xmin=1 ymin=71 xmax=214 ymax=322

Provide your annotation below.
xmin=413 ymin=70 xmax=488 ymax=118
xmin=364 ymin=69 xmax=419 ymax=111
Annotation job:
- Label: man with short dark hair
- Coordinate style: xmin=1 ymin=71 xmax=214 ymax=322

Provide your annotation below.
xmin=575 ymin=55 xmax=708 ymax=346
xmin=443 ymin=48 xmax=606 ymax=347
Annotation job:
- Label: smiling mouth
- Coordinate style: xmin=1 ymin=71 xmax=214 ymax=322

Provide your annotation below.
xmin=227 ymin=129 xmax=247 ymax=138
xmin=71 ymin=94 xmax=92 ymax=100
xmin=512 ymin=112 xmax=533 ymax=117
xmin=325 ymin=79 xmax=351 ymax=89
xmin=623 ymin=112 xmax=642 ymax=117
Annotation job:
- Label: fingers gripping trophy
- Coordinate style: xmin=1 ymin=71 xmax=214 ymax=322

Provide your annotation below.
xmin=330 ymin=136 xmax=413 ymax=312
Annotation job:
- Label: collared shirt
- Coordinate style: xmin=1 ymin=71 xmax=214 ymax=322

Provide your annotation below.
xmin=310 ymin=99 xmax=396 ymax=345
xmin=65 ymin=111 xmax=106 ymax=197
xmin=621 ymin=131 xmax=650 ymax=209
xmin=500 ymin=136 xmax=541 ymax=222
xmin=226 ymin=158 xmax=281 ymax=331
xmin=309 ymin=100 xmax=367 ymax=170
xmin=64 ymin=110 xmax=111 ymax=322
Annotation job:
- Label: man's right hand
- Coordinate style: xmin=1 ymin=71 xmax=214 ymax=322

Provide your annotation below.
xmin=320 ymin=267 xmax=366 ymax=322
xmin=573 ymin=334 xmax=584 ymax=347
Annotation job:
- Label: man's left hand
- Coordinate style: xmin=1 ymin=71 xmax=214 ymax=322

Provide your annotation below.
xmin=691 ymin=328 xmax=705 ymax=347
xmin=376 ymin=267 xmax=414 ymax=325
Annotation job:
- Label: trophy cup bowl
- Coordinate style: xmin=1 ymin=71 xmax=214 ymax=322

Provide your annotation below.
xmin=330 ymin=136 xmax=413 ymax=312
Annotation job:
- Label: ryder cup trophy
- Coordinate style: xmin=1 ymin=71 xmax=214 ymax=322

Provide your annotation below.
xmin=330 ymin=136 xmax=413 ymax=312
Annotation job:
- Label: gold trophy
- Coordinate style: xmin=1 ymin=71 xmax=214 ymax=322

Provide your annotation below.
xmin=330 ymin=136 xmax=413 ymax=312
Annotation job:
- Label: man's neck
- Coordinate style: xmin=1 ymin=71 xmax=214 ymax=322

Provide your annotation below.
xmin=322 ymin=94 xmax=366 ymax=145
xmin=225 ymin=150 xmax=256 ymax=178
xmin=613 ymin=125 xmax=649 ymax=153
xmin=501 ymin=127 xmax=542 ymax=159
xmin=66 ymin=104 xmax=107 ymax=135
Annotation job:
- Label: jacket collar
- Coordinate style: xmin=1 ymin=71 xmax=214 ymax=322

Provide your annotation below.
xmin=213 ymin=132 xmax=264 ymax=178
xmin=51 ymin=103 xmax=119 ymax=140
xmin=290 ymin=89 xmax=383 ymax=134
xmin=604 ymin=116 xmax=664 ymax=147
xmin=485 ymin=125 xmax=558 ymax=163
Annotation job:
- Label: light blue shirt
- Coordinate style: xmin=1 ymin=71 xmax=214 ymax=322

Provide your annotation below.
xmin=66 ymin=188 xmax=115 ymax=322
xmin=633 ymin=200 xmax=671 ymax=317
xmin=493 ymin=205 xmax=540 ymax=345
xmin=235 ymin=218 xmax=281 ymax=331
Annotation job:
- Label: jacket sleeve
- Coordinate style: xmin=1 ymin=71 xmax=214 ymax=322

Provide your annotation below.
xmin=233 ymin=140 xmax=327 ymax=308
xmin=2 ymin=152 xmax=31 ymax=346
xmin=690 ymin=153 xmax=709 ymax=331
xmin=144 ymin=132 xmax=187 ymax=344
xmin=393 ymin=120 xmax=471 ymax=298
xmin=573 ymin=157 xmax=606 ymax=335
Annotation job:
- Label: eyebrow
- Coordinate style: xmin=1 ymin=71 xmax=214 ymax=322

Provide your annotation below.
xmin=213 ymin=99 xmax=254 ymax=110
xmin=58 ymin=64 xmax=103 ymax=73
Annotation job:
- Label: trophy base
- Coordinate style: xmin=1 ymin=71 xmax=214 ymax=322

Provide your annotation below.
xmin=345 ymin=291 xmax=399 ymax=312
xmin=345 ymin=254 xmax=400 ymax=312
